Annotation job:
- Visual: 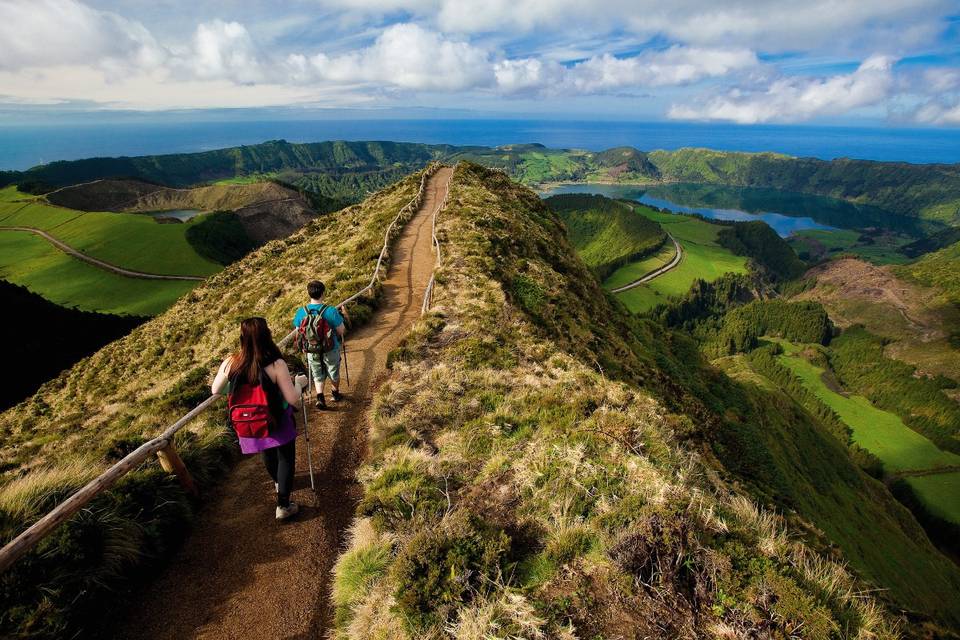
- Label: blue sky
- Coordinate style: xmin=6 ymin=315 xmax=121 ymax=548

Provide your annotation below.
xmin=1 ymin=0 xmax=959 ymax=125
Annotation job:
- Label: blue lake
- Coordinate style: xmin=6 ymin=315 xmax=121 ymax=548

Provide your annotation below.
xmin=145 ymin=209 xmax=203 ymax=221
xmin=540 ymin=183 xmax=842 ymax=237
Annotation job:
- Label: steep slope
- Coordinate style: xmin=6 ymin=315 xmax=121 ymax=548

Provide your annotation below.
xmin=0 ymin=169 xmax=431 ymax=638
xmin=327 ymin=164 xmax=943 ymax=638
xmin=545 ymin=193 xmax=666 ymax=280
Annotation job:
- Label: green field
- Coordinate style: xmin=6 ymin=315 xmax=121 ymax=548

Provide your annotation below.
xmin=789 ymin=228 xmax=913 ymax=265
xmin=906 ymin=472 xmax=960 ymax=525
xmin=0 ymin=186 xmax=221 ymax=277
xmin=775 ymin=341 xmax=960 ymax=473
xmin=607 ymin=207 xmax=747 ymax=312
xmin=0 ymin=231 xmax=197 ymax=315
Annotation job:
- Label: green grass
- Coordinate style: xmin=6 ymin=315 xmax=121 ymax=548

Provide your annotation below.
xmin=789 ymin=228 xmax=913 ymax=265
xmin=0 ymin=231 xmax=198 ymax=315
xmin=905 ymin=472 xmax=960 ymax=525
xmin=0 ymin=187 xmax=221 ymax=277
xmin=607 ymin=208 xmax=747 ymax=312
xmin=548 ymin=195 xmax=665 ymax=280
xmin=775 ymin=340 xmax=960 ymax=473
xmin=515 ymin=151 xmax=581 ymax=184
xmin=896 ymin=240 xmax=960 ymax=305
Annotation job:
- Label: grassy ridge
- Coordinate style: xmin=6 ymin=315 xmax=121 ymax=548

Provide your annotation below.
xmin=0 ymin=170 xmax=429 ymax=638
xmin=546 ymin=193 xmax=666 ymax=280
xmin=331 ymin=163 xmax=907 ymax=638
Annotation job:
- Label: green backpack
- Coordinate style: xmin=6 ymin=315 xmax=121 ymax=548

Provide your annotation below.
xmin=294 ymin=305 xmax=336 ymax=354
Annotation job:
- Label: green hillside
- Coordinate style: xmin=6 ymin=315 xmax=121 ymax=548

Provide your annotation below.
xmin=3 ymin=162 xmax=960 ymax=637
xmin=895 ymin=239 xmax=960 ymax=305
xmin=0 ymin=169 xmax=429 ymax=637
xmin=545 ymin=193 xmax=666 ymax=280
xmin=4 ymin=140 xmax=449 ymax=189
xmin=8 ymin=140 xmax=959 ymax=229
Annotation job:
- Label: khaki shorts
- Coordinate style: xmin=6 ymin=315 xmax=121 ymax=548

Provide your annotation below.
xmin=307 ymin=346 xmax=340 ymax=383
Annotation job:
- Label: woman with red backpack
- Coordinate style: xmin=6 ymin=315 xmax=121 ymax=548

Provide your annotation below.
xmin=212 ymin=317 xmax=308 ymax=521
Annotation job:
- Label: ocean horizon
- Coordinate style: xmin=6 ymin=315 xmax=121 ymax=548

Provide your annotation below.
xmin=2 ymin=118 xmax=959 ymax=171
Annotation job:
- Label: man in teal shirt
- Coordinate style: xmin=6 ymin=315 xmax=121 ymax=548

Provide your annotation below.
xmin=292 ymin=280 xmax=346 ymax=409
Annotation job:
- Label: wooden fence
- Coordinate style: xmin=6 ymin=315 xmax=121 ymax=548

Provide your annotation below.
xmin=0 ymin=165 xmax=441 ymax=574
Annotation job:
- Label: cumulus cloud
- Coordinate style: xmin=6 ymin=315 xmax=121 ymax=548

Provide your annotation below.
xmin=0 ymin=0 xmax=164 ymax=73
xmin=292 ymin=23 xmax=495 ymax=91
xmin=190 ymin=20 xmax=266 ymax=84
xmin=668 ymin=55 xmax=896 ymax=123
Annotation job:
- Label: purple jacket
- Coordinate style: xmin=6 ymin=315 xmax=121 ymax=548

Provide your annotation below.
xmin=237 ymin=405 xmax=297 ymax=454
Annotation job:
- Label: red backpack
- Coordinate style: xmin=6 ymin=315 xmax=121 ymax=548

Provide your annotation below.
xmin=227 ymin=370 xmax=277 ymax=438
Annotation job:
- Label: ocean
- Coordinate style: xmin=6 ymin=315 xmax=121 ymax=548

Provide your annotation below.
xmin=1 ymin=119 xmax=958 ymax=171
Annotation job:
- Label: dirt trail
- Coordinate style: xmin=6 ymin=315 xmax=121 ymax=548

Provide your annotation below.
xmin=116 ymin=167 xmax=453 ymax=640
xmin=0 ymin=225 xmax=206 ymax=281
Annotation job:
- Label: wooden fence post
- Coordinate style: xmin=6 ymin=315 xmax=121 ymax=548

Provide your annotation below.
xmin=157 ymin=443 xmax=197 ymax=496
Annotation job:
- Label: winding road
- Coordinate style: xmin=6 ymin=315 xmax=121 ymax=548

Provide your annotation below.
xmin=113 ymin=167 xmax=454 ymax=640
xmin=0 ymin=225 xmax=206 ymax=281
xmin=610 ymin=233 xmax=682 ymax=293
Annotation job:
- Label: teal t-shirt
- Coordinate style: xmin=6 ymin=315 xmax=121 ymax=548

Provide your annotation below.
xmin=292 ymin=303 xmax=344 ymax=346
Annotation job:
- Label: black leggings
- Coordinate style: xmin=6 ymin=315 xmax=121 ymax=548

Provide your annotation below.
xmin=261 ymin=439 xmax=296 ymax=507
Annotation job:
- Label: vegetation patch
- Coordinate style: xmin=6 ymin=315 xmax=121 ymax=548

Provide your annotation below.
xmin=546 ymin=193 xmax=667 ymax=281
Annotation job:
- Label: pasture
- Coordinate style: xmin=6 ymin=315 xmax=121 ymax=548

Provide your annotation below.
xmin=608 ymin=207 xmax=747 ymax=312
xmin=0 ymin=186 xmax=221 ymax=277
xmin=775 ymin=342 xmax=960 ymax=473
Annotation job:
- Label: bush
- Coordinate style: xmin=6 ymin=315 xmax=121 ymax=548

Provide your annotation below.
xmin=391 ymin=515 xmax=510 ymax=631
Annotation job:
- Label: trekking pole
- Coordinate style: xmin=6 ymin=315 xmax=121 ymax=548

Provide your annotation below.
xmin=300 ymin=364 xmax=317 ymax=494
xmin=341 ymin=340 xmax=350 ymax=388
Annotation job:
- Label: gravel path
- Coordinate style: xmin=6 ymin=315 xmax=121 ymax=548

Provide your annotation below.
xmin=113 ymin=167 xmax=453 ymax=640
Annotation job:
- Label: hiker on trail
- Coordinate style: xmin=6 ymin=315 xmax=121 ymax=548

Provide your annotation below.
xmin=212 ymin=317 xmax=308 ymax=521
xmin=292 ymin=280 xmax=346 ymax=410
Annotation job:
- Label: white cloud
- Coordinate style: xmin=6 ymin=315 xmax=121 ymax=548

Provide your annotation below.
xmin=668 ymin=55 xmax=896 ymax=123
xmin=0 ymin=0 xmax=165 ymax=73
xmin=190 ymin=20 xmax=266 ymax=84
xmin=299 ymin=23 xmax=495 ymax=91
xmin=321 ymin=0 xmax=951 ymax=54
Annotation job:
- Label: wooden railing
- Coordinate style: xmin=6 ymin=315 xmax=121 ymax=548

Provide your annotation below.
xmin=0 ymin=165 xmax=441 ymax=574
xmin=421 ymin=165 xmax=451 ymax=315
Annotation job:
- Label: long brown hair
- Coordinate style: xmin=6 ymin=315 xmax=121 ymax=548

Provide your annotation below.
xmin=229 ymin=317 xmax=284 ymax=385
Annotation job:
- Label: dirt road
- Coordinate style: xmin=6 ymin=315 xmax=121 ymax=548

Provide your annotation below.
xmin=115 ymin=167 xmax=453 ymax=639
xmin=610 ymin=233 xmax=682 ymax=293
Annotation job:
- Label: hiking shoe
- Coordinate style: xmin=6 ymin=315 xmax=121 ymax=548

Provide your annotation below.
xmin=331 ymin=389 xmax=344 ymax=402
xmin=274 ymin=482 xmax=279 ymax=493
xmin=276 ymin=502 xmax=299 ymax=521
xmin=315 ymin=393 xmax=327 ymax=410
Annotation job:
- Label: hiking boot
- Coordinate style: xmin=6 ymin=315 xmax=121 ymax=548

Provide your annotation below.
xmin=276 ymin=502 xmax=299 ymax=521
xmin=315 ymin=393 xmax=327 ymax=410
xmin=331 ymin=389 xmax=344 ymax=402
xmin=274 ymin=482 xmax=279 ymax=493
